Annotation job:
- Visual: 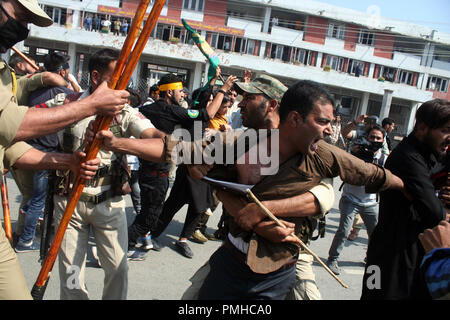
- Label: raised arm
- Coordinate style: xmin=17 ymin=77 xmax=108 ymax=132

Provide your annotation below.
xmin=341 ymin=114 xmax=367 ymax=140
xmin=205 ymin=75 xmax=238 ymax=119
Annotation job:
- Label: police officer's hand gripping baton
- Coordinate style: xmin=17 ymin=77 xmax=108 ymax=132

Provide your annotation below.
xmin=246 ymin=189 xmax=349 ymax=289
xmin=31 ymin=0 xmax=167 ymax=300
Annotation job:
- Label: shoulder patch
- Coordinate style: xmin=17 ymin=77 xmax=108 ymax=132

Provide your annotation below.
xmin=187 ymin=109 xmax=200 ymax=118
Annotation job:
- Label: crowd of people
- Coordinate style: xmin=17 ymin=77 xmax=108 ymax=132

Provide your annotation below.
xmin=0 ymin=0 xmax=449 ymax=301
xmin=83 ymin=14 xmax=130 ymax=36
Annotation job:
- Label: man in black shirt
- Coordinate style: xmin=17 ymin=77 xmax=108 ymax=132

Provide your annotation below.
xmin=381 ymin=117 xmax=395 ymax=152
xmin=362 ymin=99 xmax=450 ymax=299
xmin=127 ymin=73 xmax=237 ymax=259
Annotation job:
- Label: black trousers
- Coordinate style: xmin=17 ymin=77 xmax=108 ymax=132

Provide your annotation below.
xmin=152 ymin=165 xmax=213 ymax=239
xmin=198 ymin=245 xmax=296 ymax=300
xmin=127 ymin=171 xmax=169 ymax=248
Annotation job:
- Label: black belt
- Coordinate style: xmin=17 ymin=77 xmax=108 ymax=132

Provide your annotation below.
xmin=78 ymin=189 xmax=115 ymax=204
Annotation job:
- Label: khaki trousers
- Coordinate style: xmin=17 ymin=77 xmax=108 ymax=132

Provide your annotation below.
xmin=53 ymin=194 xmax=128 ymax=300
xmin=0 ymin=226 xmax=32 ymax=299
xmin=10 ymin=168 xmax=34 ymax=236
xmin=285 ymin=253 xmax=322 ymax=300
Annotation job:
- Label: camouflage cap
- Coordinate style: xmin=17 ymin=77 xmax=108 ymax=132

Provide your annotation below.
xmin=235 ymin=74 xmax=287 ymax=103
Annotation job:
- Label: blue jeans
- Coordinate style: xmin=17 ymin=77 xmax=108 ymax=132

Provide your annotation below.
xmin=18 ymin=170 xmax=48 ymax=244
xmin=129 ymin=170 xmax=141 ymax=215
xmin=328 ymin=196 xmax=378 ymax=261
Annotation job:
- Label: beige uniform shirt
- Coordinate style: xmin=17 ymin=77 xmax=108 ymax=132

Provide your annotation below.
xmin=58 ymin=90 xmax=154 ymax=196
xmin=0 ymin=61 xmax=41 ymax=171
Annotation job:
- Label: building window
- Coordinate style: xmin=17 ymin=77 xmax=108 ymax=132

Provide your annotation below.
xmin=327 ymin=23 xmax=345 ymax=40
xmin=427 ymin=76 xmax=449 ymax=92
xmin=150 ymin=0 xmax=169 ymax=6
xmin=43 ymin=6 xmax=67 ymax=25
xmin=358 ymin=31 xmax=375 ymax=45
xmin=326 ymin=55 xmax=345 ymax=72
xmin=399 ymin=70 xmax=414 ymax=85
xmin=208 ymin=33 xmax=232 ymax=51
xmin=270 ymin=44 xmax=284 ymax=60
xmin=268 ymin=44 xmax=291 ymax=62
xmin=155 ymin=23 xmax=171 ymax=41
xmin=294 ymin=49 xmax=313 ymax=65
xmin=234 ymin=37 xmax=245 ymax=53
xmin=183 ymin=0 xmax=204 ymax=12
xmin=246 ymin=39 xmax=256 ymax=55
xmin=379 ymin=66 xmax=396 ymax=82
xmin=348 ymin=59 xmax=364 ymax=76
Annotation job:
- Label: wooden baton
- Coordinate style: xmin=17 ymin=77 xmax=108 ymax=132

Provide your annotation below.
xmin=1 ymin=171 xmax=12 ymax=244
xmin=30 ymin=0 xmax=167 ymax=300
xmin=246 ymin=189 xmax=349 ymax=289
xmin=11 ymin=46 xmax=39 ymax=71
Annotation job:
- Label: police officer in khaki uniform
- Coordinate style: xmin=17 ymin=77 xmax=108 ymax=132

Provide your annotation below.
xmin=0 ymin=0 xmax=129 ymax=299
xmin=52 ymin=48 xmax=162 ymax=300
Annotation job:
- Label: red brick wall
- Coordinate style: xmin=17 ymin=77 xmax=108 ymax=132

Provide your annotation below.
xmin=412 ymin=73 xmax=418 ymax=87
xmin=310 ymin=51 xmax=317 ymax=66
xmin=344 ymin=24 xmax=359 ymax=51
xmin=321 ymin=53 xmax=327 ymax=67
xmin=266 ymin=42 xmax=272 ymax=57
xmin=374 ymin=32 xmax=394 ymax=59
xmin=122 ymin=0 xmax=182 ymax=19
xmin=304 ymin=16 xmax=328 ymax=45
xmin=343 ymin=58 xmax=349 ymax=73
xmin=203 ymin=0 xmax=226 ymax=26
xmin=254 ymin=40 xmax=260 ymax=56
xmin=431 ymin=88 xmax=450 ymax=100
xmin=166 ymin=0 xmax=182 ymax=19
xmin=373 ymin=64 xmax=380 ymax=78
xmin=363 ymin=62 xmax=369 ymax=76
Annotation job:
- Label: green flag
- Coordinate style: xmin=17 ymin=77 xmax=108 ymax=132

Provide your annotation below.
xmin=182 ymin=19 xmax=220 ymax=82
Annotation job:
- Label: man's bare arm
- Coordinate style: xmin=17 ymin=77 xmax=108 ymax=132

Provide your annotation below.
xmin=12 ymin=148 xmax=100 ymax=179
xmin=217 ymin=190 xmax=320 ymax=232
xmin=96 ymin=130 xmax=166 ymax=162
xmin=13 ymin=82 xmax=129 ymax=143
xmin=41 ymin=71 xmax=69 ymax=88
xmin=205 ymin=75 xmax=238 ymax=119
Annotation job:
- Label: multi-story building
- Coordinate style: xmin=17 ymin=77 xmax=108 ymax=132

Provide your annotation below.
xmin=10 ymin=0 xmax=450 ymax=137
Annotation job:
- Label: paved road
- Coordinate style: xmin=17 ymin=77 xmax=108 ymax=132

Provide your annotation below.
xmin=4 ymin=173 xmax=369 ymax=300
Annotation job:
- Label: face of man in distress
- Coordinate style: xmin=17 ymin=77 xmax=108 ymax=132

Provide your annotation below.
xmin=424 ymin=120 xmax=450 ymax=157
xmin=287 ymin=101 xmax=334 ymax=156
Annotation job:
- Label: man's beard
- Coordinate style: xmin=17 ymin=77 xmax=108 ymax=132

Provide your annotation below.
xmin=170 ymin=95 xmax=181 ymax=106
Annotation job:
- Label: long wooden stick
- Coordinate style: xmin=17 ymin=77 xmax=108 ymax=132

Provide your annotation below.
xmin=246 ymin=189 xmax=349 ymax=289
xmin=31 ymin=0 xmax=166 ymax=300
xmin=1 ymin=171 xmax=12 ymax=244
xmin=11 ymin=46 xmax=39 ymax=71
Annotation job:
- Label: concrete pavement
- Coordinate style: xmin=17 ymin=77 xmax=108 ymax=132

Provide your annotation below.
xmin=4 ymin=174 xmax=369 ymax=300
